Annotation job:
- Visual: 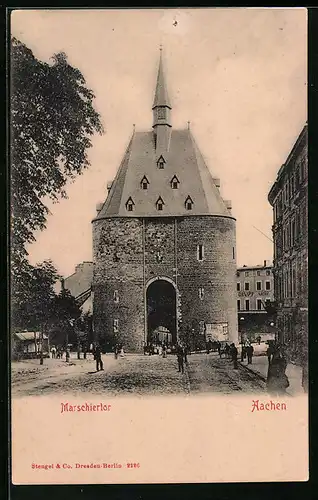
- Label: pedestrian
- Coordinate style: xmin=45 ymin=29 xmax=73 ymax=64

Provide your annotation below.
xmin=176 ymin=344 xmax=184 ymax=374
xmin=114 ymin=344 xmax=119 ymax=360
xmin=184 ymin=344 xmax=188 ymax=363
xmin=267 ymin=344 xmax=274 ymax=365
xmin=266 ymin=347 xmax=289 ymax=396
xmin=246 ymin=344 xmax=254 ymax=364
xmin=65 ymin=347 xmax=70 ymax=363
xmin=217 ymin=342 xmax=222 ymax=358
xmin=230 ymin=343 xmax=238 ymax=369
xmin=120 ymin=345 xmax=125 ymax=357
xmin=224 ymin=343 xmax=230 ymax=359
xmin=158 ymin=345 xmax=163 ymax=356
xmin=240 ymin=343 xmax=245 ymax=362
xmin=162 ymin=343 xmax=167 ymax=358
xmin=56 ymin=347 xmax=61 ymax=359
xmin=95 ymin=343 xmax=104 ymax=372
xmin=51 ymin=346 xmax=56 ymax=359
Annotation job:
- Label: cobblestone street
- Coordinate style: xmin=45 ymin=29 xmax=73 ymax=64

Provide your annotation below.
xmin=12 ymin=352 xmax=265 ymax=398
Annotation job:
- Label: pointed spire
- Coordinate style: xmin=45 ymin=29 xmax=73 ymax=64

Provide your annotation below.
xmin=152 ymin=46 xmax=171 ymax=110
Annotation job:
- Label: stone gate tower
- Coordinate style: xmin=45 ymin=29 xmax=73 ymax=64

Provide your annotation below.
xmin=92 ymin=50 xmax=238 ymax=352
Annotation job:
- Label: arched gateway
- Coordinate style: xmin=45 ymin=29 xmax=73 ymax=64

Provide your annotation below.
xmin=146 ymin=278 xmax=177 ymax=346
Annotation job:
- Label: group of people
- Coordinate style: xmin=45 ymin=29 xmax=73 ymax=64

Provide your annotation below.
xmin=50 ymin=345 xmax=67 ymax=359
xmin=144 ymin=343 xmax=168 ymax=357
xmin=241 ymin=343 xmax=254 ymax=364
xmin=114 ymin=344 xmax=125 ymax=360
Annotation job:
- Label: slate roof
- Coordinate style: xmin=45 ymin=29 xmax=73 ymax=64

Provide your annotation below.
xmin=94 ymin=128 xmax=232 ymax=220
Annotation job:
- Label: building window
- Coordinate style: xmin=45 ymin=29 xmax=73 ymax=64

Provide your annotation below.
xmin=237 ymin=282 xmax=240 ymax=291
xmin=157 ymin=107 xmax=166 ymax=120
xmin=170 ymin=175 xmax=180 ymax=189
xmin=236 ymin=271 xmax=240 ymax=277
xmin=113 ymin=290 xmax=119 ymax=304
xmin=257 ymin=299 xmax=262 ymax=311
xmin=265 ymin=299 xmax=271 ymax=308
xmin=125 ymin=197 xmax=135 ymax=212
xmin=113 ymin=319 xmax=119 ymax=333
xmin=244 ymin=282 xmax=250 ymax=291
xmin=245 ymin=299 xmax=250 ymax=311
xmin=156 ymin=196 xmax=165 ymax=211
xmin=266 ymin=270 xmax=271 ymax=276
xmin=265 ymin=281 xmax=271 ymax=291
xmin=232 ymin=247 xmax=235 ymax=260
xmin=256 ymin=281 xmax=262 ymax=291
xmin=157 ymin=155 xmax=166 ymax=169
xmin=140 ymin=175 xmax=149 ymax=190
xmin=257 ymin=270 xmax=261 ymax=276
xmin=245 ymin=271 xmax=249 ymax=277
xmin=199 ymin=287 xmax=204 ymax=300
xmin=197 ymin=244 xmax=204 ymax=261
xmin=237 ymin=299 xmax=241 ymax=311
xmin=185 ymin=195 xmax=194 ymax=210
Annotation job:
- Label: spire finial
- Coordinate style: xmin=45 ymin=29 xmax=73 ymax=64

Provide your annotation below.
xmin=159 ymin=44 xmax=163 ymax=52
xmin=187 ymin=121 xmax=191 ymax=130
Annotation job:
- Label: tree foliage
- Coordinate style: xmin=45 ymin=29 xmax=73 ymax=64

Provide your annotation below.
xmin=11 ymin=259 xmax=60 ymax=331
xmin=10 ymin=37 xmax=104 ymax=270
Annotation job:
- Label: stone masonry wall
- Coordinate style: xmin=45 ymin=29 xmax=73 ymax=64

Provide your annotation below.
xmin=92 ymin=218 xmax=144 ymax=351
xmin=177 ymin=216 xmax=238 ymax=345
xmin=92 ymin=215 xmax=237 ymax=352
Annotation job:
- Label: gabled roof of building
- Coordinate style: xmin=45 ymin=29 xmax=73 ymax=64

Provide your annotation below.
xmin=63 ymin=262 xmax=93 ymax=300
xmin=94 ymin=128 xmax=232 ymax=220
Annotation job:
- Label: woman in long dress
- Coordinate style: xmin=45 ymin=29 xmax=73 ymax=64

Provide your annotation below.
xmin=266 ymin=348 xmax=289 ymax=396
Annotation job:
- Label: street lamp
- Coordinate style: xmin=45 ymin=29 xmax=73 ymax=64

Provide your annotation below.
xmin=240 ymin=317 xmax=245 ymax=361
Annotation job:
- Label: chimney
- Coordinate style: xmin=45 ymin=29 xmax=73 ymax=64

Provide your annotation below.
xmin=224 ymin=200 xmax=232 ymax=210
xmin=213 ymin=178 xmax=221 ymax=188
xmin=107 ymin=181 xmax=113 ymax=193
xmin=96 ymin=202 xmax=103 ymax=213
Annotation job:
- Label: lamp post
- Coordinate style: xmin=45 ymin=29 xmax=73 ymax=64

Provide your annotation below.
xmin=240 ymin=317 xmax=245 ymax=361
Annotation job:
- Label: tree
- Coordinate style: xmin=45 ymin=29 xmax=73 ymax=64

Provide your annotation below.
xmin=10 ymin=37 xmax=104 ymax=273
xmin=51 ymin=289 xmax=82 ymax=360
xmin=11 ymin=260 xmax=60 ymax=364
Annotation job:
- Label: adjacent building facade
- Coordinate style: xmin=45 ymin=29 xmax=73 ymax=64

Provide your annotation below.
xmin=63 ymin=261 xmax=93 ymax=314
xmin=92 ymin=50 xmax=238 ymax=352
xmin=268 ymin=124 xmax=308 ymax=364
xmin=236 ymin=261 xmax=275 ymax=341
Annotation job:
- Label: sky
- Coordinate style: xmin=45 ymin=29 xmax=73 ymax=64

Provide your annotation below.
xmin=11 ymin=8 xmax=307 ymax=277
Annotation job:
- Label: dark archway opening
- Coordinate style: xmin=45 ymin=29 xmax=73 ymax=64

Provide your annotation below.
xmin=146 ymin=279 xmax=177 ymax=346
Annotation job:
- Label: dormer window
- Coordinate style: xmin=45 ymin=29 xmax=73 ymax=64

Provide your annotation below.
xmin=157 ymin=155 xmax=166 ymax=170
xmin=140 ymin=175 xmax=149 ymax=190
xmin=156 ymin=196 xmax=165 ymax=211
xmin=170 ymin=175 xmax=180 ymax=189
xmin=125 ymin=197 xmax=135 ymax=212
xmin=185 ymin=195 xmax=194 ymax=210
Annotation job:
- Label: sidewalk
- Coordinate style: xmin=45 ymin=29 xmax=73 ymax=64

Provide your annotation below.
xmin=239 ymin=355 xmax=304 ymax=396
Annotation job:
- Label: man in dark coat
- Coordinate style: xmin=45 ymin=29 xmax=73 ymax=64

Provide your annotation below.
xmin=176 ymin=344 xmax=185 ymax=374
xmin=95 ymin=344 xmax=104 ymax=372
xmin=246 ymin=344 xmax=254 ymax=364
xmin=230 ymin=343 xmax=238 ymax=369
